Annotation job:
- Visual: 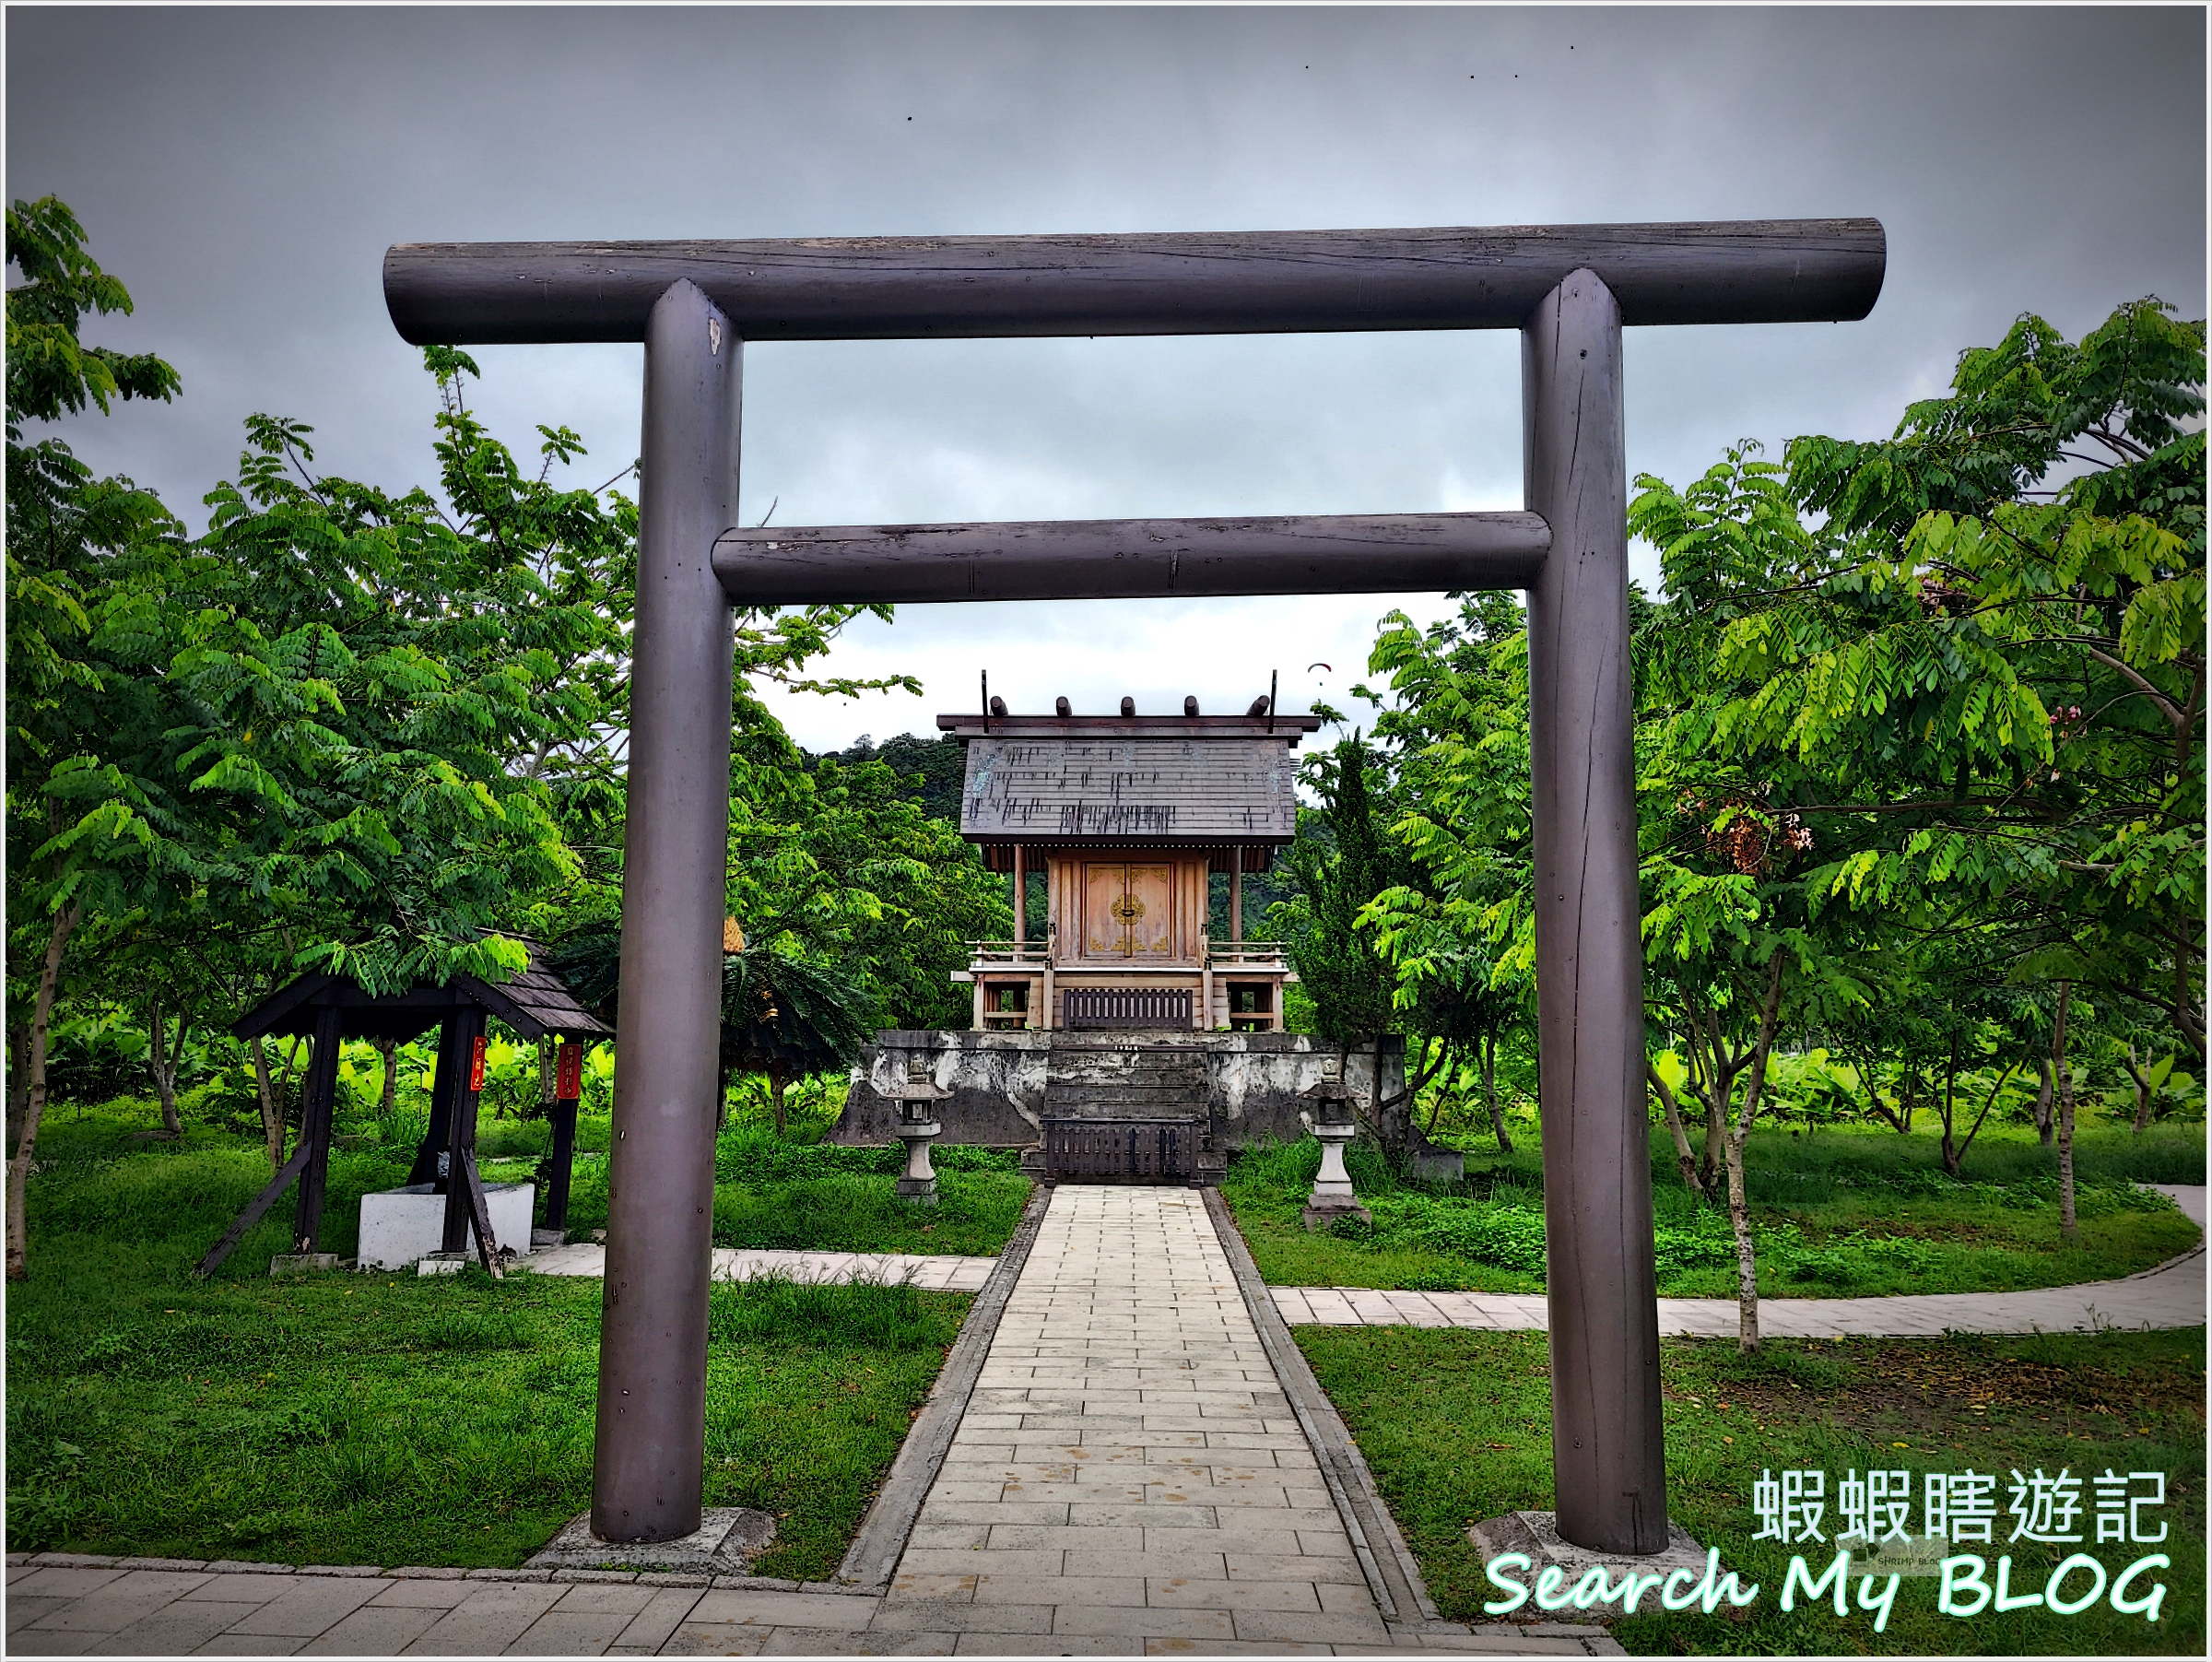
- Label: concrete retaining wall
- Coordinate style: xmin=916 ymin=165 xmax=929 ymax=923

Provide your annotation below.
xmin=830 ymin=1030 xmax=1406 ymax=1151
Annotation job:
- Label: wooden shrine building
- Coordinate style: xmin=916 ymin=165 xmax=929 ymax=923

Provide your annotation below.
xmin=194 ymin=945 xmax=609 ymax=1279
xmin=944 ymin=692 xmax=1321 ymax=1032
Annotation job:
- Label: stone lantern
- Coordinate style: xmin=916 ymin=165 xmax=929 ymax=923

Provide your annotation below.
xmin=1300 ymin=1056 xmax=1371 ymax=1230
xmin=887 ymin=1050 xmax=948 ymax=1207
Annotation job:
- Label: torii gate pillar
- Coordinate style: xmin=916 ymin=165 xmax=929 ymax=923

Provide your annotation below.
xmin=1524 ymin=272 xmax=1667 ymax=1553
xmin=593 ymin=280 xmax=740 ymax=1543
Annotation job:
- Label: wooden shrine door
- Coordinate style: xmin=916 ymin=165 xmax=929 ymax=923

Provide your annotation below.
xmin=1081 ymin=863 xmax=1174 ymax=958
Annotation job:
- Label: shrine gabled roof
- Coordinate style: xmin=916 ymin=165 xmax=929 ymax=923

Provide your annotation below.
xmin=957 ymin=733 xmax=1300 ymax=844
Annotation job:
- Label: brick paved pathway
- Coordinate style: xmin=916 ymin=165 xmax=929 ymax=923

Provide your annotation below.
xmin=1273 ymin=1185 xmax=2206 ymax=1338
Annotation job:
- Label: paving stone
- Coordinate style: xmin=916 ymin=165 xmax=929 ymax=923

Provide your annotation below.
xmin=190 ymin=1636 xmax=305 ymax=1656
xmin=8 ymin=1569 xmax=130 ymax=1600
xmin=612 ymin=1587 xmax=712 ymax=1651
xmin=1051 ymin=1605 xmax=1235 ymax=1641
xmin=7 ymin=1597 xmax=75 ymax=1634
xmin=368 ymin=1581 xmax=477 ymax=1609
xmin=395 ymin=1582 xmax=569 ymax=1654
xmin=203 ymin=1561 xmax=296 ymax=1576
xmin=1230 ymin=1606 xmax=1389 ymax=1644
xmin=295 ymin=1603 xmax=444 ymax=1655
xmin=970 ymin=1574 xmax=1147 ymax=1608
xmin=382 ymin=1567 xmax=469 ymax=1580
xmin=691 ymin=1588 xmax=894 ymax=1627
xmin=658 ymin=1625 xmax=771 ymax=1656
xmin=175 ymin=1573 xmax=296 ymax=1603
xmin=13 ymin=1633 xmax=104 ymax=1656
xmin=897 ymin=1549 xmax=1064 ymax=1578
xmin=758 ymin=1628 xmax=957 ymax=1655
xmin=1146 ymin=1575 xmax=1320 ymax=1612
xmin=870 ymin=1602 xmax=1055 ymax=1634
xmin=223 ymin=1575 xmax=383 ymax=1637
xmin=1057 ymin=1550 xmax=1227 ymax=1583
xmin=954 ymin=1634 xmax=1140 ymax=1655
xmin=114 ymin=1558 xmax=213 ymax=1573
xmin=32 ymin=1571 xmax=216 ymax=1633
xmin=543 ymin=1584 xmax=658 ymax=1618
xmin=914 ymin=1502 xmax=1071 ymax=1527
xmin=500 ymin=1609 xmax=631 ymax=1654
xmin=33 ymin=1554 xmax=121 ymax=1569
xmin=1224 ymin=1551 xmax=1368 ymax=1585
xmin=1065 ymin=1504 xmax=1218 ymax=1530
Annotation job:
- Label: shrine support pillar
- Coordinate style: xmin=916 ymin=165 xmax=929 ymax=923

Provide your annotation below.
xmin=1522 ymin=270 xmax=1668 ymax=1555
xmin=594 ymin=280 xmax=740 ymax=1545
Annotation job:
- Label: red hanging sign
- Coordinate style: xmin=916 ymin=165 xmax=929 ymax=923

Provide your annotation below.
xmin=468 ymin=1034 xmax=488 ymax=1092
xmin=555 ymin=1041 xmax=583 ymax=1101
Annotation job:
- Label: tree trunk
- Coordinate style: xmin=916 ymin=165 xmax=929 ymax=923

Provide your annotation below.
xmin=1938 ymin=1032 xmax=1965 ymax=1178
xmin=1482 ymin=1031 xmax=1512 ymax=1153
xmin=7 ymin=1020 xmax=30 ymax=1156
xmin=2122 ymin=1043 xmax=2158 ymax=1134
xmin=147 ymin=996 xmax=185 ymax=1137
xmin=6 ymin=901 xmax=83 ymax=1280
xmin=1899 ymin=1067 xmax=1916 ymax=1136
xmin=1726 ymin=954 xmax=1786 ymax=1353
xmin=2031 ymin=1055 xmax=2055 ymax=1146
xmin=1646 ymin=1059 xmax=1705 ymax=1200
xmin=1691 ymin=1018 xmax=1727 ymax=1197
xmin=250 ymin=1035 xmax=288 ymax=1173
xmin=374 ymin=1036 xmax=399 ymax=1119
xmin=2054 ymin=982 xmax=2077 ymax=1244
xmin=770 ymin=1062 xmax=789 ymax=1137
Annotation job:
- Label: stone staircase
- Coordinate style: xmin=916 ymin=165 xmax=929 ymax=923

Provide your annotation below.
xmin=1042 ymin=1042 xmax=1208 ymax=1118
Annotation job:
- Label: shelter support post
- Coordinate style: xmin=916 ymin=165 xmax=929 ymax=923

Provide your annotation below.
xmin=547 ymin=1043 xmax=582 ymax=1234
xmin=438 ymin=1004 xmax=488 ymax=1254
xmin=1522 ymin=269 xmax=1669 ymax=1555
xmin=290 ymin=1005 xmax=345 ymax=1253
xmin=406 ymin=1017 xmax=462 ymax=1189
xmin=593 ymin=280 xmax=740 ymax=1545
xmin=1230 ymin=847 xmax=1242 ymax=942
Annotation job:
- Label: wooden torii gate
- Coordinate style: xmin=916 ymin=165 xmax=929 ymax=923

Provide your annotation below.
xmin=383 ymin=219 xmax=1885 ymax=1555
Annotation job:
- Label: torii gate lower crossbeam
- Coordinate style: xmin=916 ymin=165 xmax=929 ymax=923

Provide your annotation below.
xmin=384 ymin=219 xmax=1884 ymax=1556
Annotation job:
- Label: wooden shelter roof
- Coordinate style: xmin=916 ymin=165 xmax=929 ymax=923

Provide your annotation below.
xmin=231 ymin=942 xmax=613 ymax=1044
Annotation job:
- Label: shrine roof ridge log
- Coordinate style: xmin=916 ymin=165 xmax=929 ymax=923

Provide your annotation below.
xmin=712 ymin=510 xmax=1548 ymax=606
xmin=937 ymin=713 xmax=1325 ymax=738
xmin=383 ymin=218 xmax=1885 ymax=343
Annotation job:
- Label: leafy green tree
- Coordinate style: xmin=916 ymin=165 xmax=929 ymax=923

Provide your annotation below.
xmin=1360 ymin=594 xmax=1537 ymax=1152
xmin=6 ymin=198 xmax=185 ymax=1276
xmin=1631 ymin=297 xmax=2204 ymax=1250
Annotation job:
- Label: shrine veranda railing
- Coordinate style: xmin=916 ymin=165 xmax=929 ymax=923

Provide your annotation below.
xmin=383 ymin=218 xmax=1885 ymax=1555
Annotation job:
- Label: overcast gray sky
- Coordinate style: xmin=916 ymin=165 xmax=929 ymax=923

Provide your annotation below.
xmin=9 ymin=3 xmax=2204 ymax=750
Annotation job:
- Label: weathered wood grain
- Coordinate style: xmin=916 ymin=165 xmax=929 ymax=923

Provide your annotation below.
xmin=1523 ymin=268 xmax=1670 ymax=1554
xmin=712 ymin=511 xmax=1550 ymax=605
xmin=385 ymin=218 xmax=1885 ymax=344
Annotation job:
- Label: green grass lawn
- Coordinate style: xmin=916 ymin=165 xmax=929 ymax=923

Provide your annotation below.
xmin=1298 ymin=1323 xmax=2206 ymax=1656
xmin=6 ymin=1102 xmax=993 ymax=1574
xmin=1225 ymin=1123 xmax=2204 ymax=1299
xmin=24 ymin=1097 xmax=1032 ymax=1265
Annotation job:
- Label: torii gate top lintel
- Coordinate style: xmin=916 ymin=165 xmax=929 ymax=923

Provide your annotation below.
xmin=383 ymin=217 xmax=1885 ymax=345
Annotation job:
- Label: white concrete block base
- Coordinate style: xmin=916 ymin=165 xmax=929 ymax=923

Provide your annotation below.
xmin=359 ymin=1182 xmax=535 ymax=1269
